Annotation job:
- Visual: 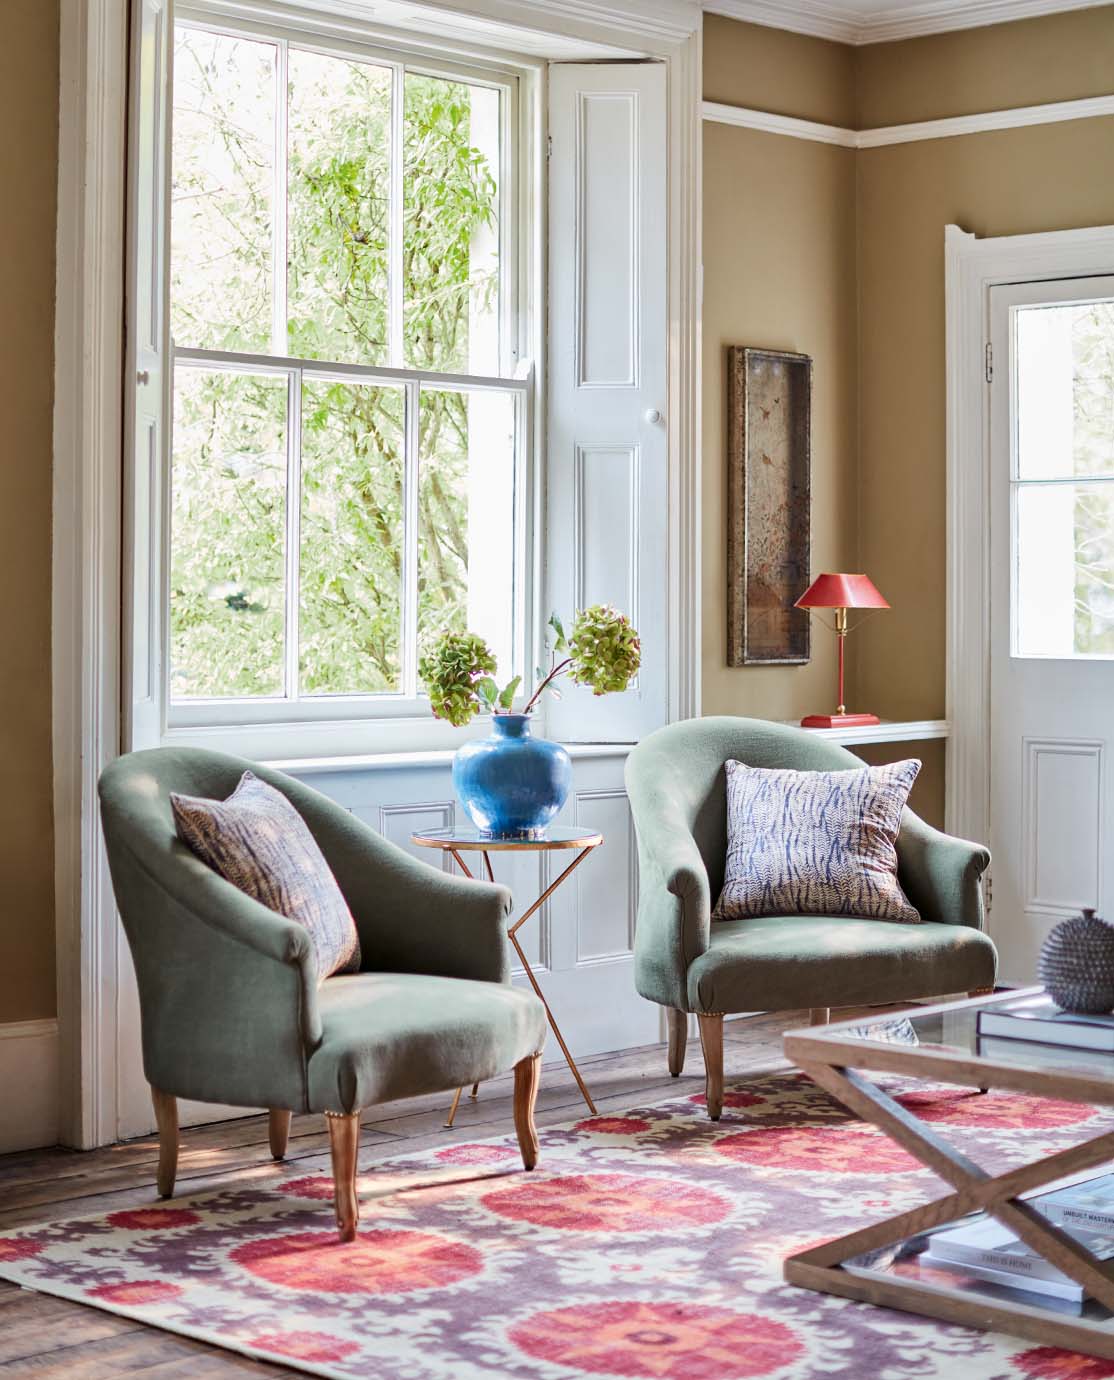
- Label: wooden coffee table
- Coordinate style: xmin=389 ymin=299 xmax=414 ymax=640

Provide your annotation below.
xmin=784 ymin=988 xmax=1114 ymax=1358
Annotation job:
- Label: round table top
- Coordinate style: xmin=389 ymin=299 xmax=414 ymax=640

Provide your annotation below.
xmin=411 ymin=825 xmax=603 ymax=853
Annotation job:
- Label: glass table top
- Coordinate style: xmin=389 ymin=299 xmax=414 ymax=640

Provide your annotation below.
xmin=807 ymin=987 xmax=1114 ymax=1086
xmin=411 ymin=825 xmax=603 ymax=851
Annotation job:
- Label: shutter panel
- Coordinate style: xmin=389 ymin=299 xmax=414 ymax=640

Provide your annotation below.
xmin=122 ymin=0 xmax=171 ymax=750
xmin=545 ymin=63 xmax=668 ymax=742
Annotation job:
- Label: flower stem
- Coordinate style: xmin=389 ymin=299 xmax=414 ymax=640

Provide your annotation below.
xmin=522 ymin=657 xmax=572 ymax=717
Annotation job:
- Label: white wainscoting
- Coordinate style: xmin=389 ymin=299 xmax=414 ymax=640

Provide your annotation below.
xmin=0 ymin=1019 xmax=60 ymax=1153
xmin=287 ymin=748 xmax=660 ymax=1063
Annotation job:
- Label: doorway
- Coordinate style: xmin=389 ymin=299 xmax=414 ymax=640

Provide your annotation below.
xmin=988 ymin=275 xmax=1114 ymax=982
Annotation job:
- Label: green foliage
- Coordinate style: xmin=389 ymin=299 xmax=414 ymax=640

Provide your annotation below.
xmin=419 ymin=632 xmax=497 ymax=727
xmin=169 ymin=28 xmax=501 ymax=698
xmin=568 ymin=604 xmax=642 ymax=696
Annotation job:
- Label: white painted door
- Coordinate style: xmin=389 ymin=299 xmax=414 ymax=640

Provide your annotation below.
xmin=545 ymin=63 xmax=668 ymax=742
xmin=989 ymin=277 xmax=1114 ymax=983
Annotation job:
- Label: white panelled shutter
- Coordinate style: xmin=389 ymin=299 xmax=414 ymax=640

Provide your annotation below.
xmin=545 ymin=63 xmax=668 ymax=743
xmin=123 ymin=0 xmax=171 ymax=751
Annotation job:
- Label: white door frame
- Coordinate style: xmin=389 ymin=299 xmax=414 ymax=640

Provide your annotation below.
xmin=945 ymin=222 xmax=1114 ymax=856
xmin=53 ymin=0 xmax=701 ymax=1149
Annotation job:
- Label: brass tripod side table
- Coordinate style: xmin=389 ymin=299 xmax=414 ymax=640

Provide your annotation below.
xmin=411 ymin=825 xmax=602 ymax=1126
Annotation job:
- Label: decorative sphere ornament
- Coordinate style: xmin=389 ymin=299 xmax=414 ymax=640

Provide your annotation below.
xmin=1039 ymin=908 xmax=1114 ymax=1014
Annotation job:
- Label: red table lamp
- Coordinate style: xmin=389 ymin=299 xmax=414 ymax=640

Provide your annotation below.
xmin=794 ymin=573 xmax=890 ymax=729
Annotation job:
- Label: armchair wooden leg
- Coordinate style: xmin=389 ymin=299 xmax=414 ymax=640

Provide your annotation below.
xmin=809 ymin=1007 xmax=830 ymax=1026
xmin=151 ymin=1088 xmax=178 ymax=1199
xmin=697 ymin=1014 xmax=724 ymax=1121
xmin=269 ymin=1109 xmax=292 ymax=1161
xmin=513 ymin=1054 xmax=542 ymax=1171
xmin=326 ymin=1111 xmax=361 ymax=1243
xmin=666 ymin=1008 xmax=687 ymax=1077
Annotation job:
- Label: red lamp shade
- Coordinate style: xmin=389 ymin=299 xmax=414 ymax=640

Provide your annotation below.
xmin=795 ymin=572 xmax=890 ymax=611
xmin=794 ymin=572 xmax=890 ymax=729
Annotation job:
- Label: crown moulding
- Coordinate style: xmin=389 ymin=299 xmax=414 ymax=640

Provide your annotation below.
xmin=703 ymin=0 xmax=1113 ymax=46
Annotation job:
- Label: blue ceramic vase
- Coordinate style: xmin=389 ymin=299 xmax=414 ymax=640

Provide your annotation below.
xmin=453 ymin=714 xmax=572 ymax=838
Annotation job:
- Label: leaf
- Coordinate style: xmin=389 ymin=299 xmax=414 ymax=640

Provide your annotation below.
xmin=475 ymin=676 xmax=498 ymax=706
xmin=548 ymin=612 xmax=567 ymax=651
xmin=497 ymin=675 xmax=521 ymax=709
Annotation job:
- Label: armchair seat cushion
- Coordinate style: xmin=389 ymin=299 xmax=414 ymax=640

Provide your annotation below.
xmin=686 ymin=914 xmax=997 ymax=1015
xmin=307 ymin=973 xmax=547 ymax=1114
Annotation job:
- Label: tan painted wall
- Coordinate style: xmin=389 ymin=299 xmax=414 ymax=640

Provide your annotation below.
xmin=856 ymin=120 xmax=1114 ymax=726
xmin=704 ymin=6 xmax=1114 ymax=833
xmin=0 ymin=0 xmax=58 ymax=1023
xmin=703 ymin=14 xmax=857 ymax=125
xmin=855 ymin=6 xmax=1114 ymax=127
xmin=702 ymin=23 xmax=860 ymax=727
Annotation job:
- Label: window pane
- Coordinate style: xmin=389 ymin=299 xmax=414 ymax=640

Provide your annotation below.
xmin=1016 ymin=481 xmax=1114 ymax=657
xmin=287 ymin=51 xmax=391 ymax=366
xmin=404 ymin=74 xmax=501 ymax=375
xmin=170 ymin=367 xmax=287 ymax=698
xmin=418 ymin=388 xmax=516 ymax=674
xmin=171 ymin=28 xmax=275 ymax=352
xmin=1017 ymin=300 xmax=1114 ymax=481
xmin=300 ymin=380 xmax=404 ymax=693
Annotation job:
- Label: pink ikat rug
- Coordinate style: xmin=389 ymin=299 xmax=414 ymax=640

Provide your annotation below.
xmin=1 ymin=1069 xmax=1112 ymax=1380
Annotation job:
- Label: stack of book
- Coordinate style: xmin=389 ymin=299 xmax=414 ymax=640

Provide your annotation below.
xmin=923 ymin=1172 xmax=1114 ymax=1305
xmin=976 ymin=993 xmax=1114 ymax=1054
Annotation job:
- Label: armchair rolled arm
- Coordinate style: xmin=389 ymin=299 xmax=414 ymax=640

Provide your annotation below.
xmin=351 ymin=860 xmax=513 ymax=985
xmin=897 ymin=809 xmax=990 ymax=929
xmin=629 ymin=815 xmax=712 ymax=1012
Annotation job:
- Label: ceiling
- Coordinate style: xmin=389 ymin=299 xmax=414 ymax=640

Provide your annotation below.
xmin=703 ymin=0 xmax=1112 ymax=44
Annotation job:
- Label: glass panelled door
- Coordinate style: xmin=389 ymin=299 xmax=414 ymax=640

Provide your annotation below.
xmin=989 ymin=277 xmax=1114 ymax=983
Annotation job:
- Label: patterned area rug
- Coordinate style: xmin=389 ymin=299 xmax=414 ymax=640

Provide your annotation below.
xmin=1 ymin=1069 xmax=1112 ymax=1380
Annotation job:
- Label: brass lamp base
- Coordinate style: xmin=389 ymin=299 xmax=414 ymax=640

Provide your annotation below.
xmin=800 ymin=712 xmax=880 ymax=729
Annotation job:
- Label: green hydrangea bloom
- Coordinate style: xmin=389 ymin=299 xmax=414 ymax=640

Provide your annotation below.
xmin=419 ymin=632 xmax=497 ymax=727
xmin=569 ymin=604 xmax=641 ymax=696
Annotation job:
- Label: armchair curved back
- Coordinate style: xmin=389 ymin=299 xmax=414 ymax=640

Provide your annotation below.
xmin=627 ymin=717 xmax=862 ymax=898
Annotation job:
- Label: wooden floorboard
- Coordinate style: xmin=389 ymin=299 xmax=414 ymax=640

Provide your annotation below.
xmin=0 ymin=1010 xmax=806 ymax=1377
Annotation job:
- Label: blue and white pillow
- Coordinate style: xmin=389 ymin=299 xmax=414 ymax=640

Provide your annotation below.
xmin=712 ymin=758 xmax=921 ymax=924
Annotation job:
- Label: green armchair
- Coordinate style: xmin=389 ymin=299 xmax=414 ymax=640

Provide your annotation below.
xmin=625 ymin=717 xmax=996 ymax=1118
xmin=98 ymin=747 xmax=547 ymax=1240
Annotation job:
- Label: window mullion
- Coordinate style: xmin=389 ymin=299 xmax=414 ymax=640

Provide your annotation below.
xmin=389 ymin=62 xmax=404 ymax=368
xmin=284 ymin=368 xmax=303 ymax=701
xmin=402 ymin=379 xmax=421 ymax=698
xmin=272 ymin=37 xmax=289 ymax=356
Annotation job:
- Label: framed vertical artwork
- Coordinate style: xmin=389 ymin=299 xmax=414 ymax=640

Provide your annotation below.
xmin=726 ymin=346 xmax=812 ymax=666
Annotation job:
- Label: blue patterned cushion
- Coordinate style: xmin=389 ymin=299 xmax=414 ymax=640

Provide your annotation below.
xmin=712 ymin=758 xmax=921 ymax=924
xmin=171 ymin=771 xmax=361 ymax=980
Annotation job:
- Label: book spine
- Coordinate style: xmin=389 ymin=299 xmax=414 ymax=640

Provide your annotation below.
xmin=927 ymin=1243 xmax=1067 ymax=1284
xmin=1041 ymin=1204 xmax=1114 ymax=1234
xmin=927 ymin=1256 xmax=1083 ymax=1303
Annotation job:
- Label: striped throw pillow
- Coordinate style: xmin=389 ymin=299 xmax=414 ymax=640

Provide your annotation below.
xmin=712 ymin=758 xmax=921 ymax=925
xmin=171 ymin=772 xmax=361 ymax=980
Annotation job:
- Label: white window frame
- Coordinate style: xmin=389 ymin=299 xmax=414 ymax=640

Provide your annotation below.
xmin=53 ymin=0 xmax=699 ymax=1149
xmin=165 ymin=4 xmax=544 ymax=753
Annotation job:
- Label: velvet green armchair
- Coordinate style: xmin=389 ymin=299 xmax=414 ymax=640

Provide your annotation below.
xmin=625 ymin=718 xmax=997 ymax=1118
xmin=98 ymin=747 xmax=547 ymax=1240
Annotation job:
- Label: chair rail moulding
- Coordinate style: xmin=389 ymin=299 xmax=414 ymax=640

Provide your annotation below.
xmin=52 ymin=0 xmax=702 ymax=1149
xmin=702 ymin=94 xmax=1114 ymax=149
xmin=945 ymin=222 xmax=1114 ymax=852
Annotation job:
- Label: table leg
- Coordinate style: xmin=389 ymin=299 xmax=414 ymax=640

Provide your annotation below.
xmin=785 ymin=1059 xmax=1114 ymax=1354
xmin=442 ymin=845 xmax=600 ymax=1124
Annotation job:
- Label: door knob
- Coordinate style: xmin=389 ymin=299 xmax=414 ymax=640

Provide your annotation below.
xmin=644 ymin=408 xmax=663 ymax=425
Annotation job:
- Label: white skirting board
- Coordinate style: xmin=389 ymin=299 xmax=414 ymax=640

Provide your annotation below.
xmin=0 ymin=1019 xmax=60 ymax=1153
